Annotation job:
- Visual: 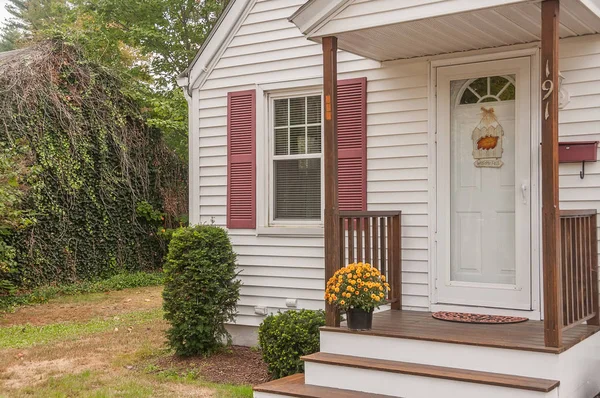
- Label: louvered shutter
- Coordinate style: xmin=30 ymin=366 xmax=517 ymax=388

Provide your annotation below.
xmin=338 ymin=78 xmax=367 ymax=211
xmin=227 ymin=90 xmax=256 ymax=229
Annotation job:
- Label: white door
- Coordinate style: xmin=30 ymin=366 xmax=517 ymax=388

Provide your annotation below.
xmin=436 ymin=58 xmax=532 ymax=310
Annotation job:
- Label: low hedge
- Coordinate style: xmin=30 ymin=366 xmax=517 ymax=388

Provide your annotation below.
xmin=258 ymin=309 xmax=325 ymax=379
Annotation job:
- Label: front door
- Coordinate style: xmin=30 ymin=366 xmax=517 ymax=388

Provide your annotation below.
xmin=436 ymin=58 xmax=532 ymax=310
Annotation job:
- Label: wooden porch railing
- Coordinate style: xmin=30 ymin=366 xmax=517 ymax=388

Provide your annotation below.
xmin=559 ymin=210 xmax=600 ymax=332
xmin=337 ymin=211 xmax=402 ymax=310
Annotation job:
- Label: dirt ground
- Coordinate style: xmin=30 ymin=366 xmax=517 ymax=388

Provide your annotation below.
xmin=0 ymin=286 xmax=268 ymax=397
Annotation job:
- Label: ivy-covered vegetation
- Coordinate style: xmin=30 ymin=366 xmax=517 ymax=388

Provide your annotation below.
xmin=258 ymin=310 xmax=325 ymax=379
xmin=163 ymin=225 xmax=241 ymax=357
xmin=0 ymin=40 xmax=186 ymax=294
xmin=0 ymin=0 xmax=230 ymax=159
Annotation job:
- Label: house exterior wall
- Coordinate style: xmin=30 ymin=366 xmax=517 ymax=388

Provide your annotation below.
xmin=189 ymin=0 xmax=600 ymax=328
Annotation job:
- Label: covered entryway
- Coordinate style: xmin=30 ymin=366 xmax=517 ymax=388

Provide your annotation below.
xmin=436 ymin=57 xmax=533 ymax=310
xmin=289 ymin=0 xmax=600 ymax=348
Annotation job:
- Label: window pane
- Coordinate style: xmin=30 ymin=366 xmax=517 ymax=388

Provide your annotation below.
xmin=307 ymin=125 xmax=321 ymax=154
xmin=274 ymin=99 xmax=288 ymax=127
xmin=307 ymin=95 xmax=321 ymax=124
xmin=290 ymin=126 xmax=306 ymax=155
xmin=490 ymin=76 xmax=509 ymax=96
xmin=275 ymin=128 xmax=288 ymax=155
xmin=470 ymin=78 xmax=487 ymax=97
xmin=274 ymin=158 xmax=321 ymax=220
xmin=499 ymin=83 xmax=516 ymax=101
xmin=460 ymin=89 xmax=479 ymax=105
xmin=290 ymin=97 xmax=306 ymax=125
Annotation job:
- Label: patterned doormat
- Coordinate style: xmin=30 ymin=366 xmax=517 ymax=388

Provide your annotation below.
xmin=432 ymin=311 xmax=529 ymax=324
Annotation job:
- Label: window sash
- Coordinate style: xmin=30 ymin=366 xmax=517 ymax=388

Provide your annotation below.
xmin=269 ymin=92 xmax=323 ymax=225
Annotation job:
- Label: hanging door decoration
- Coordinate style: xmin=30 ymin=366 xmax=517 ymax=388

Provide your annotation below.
xmin=472 ymin=107 xmax=504 ymax=168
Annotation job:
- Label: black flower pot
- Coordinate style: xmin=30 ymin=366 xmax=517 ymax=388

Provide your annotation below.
xmin=346 ymin=308 xmax=373 ymax=331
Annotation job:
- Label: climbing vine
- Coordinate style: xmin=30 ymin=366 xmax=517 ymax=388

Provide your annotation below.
xmin=0 ymin=40 xmax=187 ymax=290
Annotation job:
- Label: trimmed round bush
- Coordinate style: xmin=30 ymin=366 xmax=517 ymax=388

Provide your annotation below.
xmin=258 ymin=309 xmax=325 ymax=379
xmin=162 ymin=225 xmax=241 ymax=356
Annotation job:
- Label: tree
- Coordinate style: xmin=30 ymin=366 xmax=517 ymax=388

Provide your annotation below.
xmin=0 ymin=0 xmax=230 ymax=159
xmin=0 ymin=25 xmax=21 ymax=51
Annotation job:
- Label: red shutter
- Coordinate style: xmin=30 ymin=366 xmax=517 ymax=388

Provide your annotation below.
xmin=227 ymin=90 xmax=256 ymax=229
xmin=338 ymin=78 xmax=367 ymax=211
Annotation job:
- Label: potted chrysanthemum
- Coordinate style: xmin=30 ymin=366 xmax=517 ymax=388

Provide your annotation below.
xmin=325 ymin=262 xmax=390 ymax=331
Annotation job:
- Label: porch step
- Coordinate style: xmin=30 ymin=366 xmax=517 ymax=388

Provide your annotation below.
xmin=303 ymin=352 xmax=560 ymax=397
xmin=253 ymin=373 xmax=395 ymax=398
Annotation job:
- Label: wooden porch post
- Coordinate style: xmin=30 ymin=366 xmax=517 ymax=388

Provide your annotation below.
xmin=323 ymin=36 xmax=341 ymax=327
xmin=541 ymin=0 xmax=563 ymax=348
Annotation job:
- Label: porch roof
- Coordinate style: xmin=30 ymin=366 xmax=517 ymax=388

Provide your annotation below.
xmin=290 ymin=0 xmax=600 ymax=61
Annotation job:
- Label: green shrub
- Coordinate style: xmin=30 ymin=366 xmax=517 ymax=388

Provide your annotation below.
xmin=162 ymin=225 xmax=241 ymax=356
xmin=258 ymin=309 xmax=325 ymax=379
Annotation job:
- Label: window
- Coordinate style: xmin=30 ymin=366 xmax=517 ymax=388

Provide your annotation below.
xmin=459 ymin=76 xmax=516 ymax=105
xmin=271 ymin=94 xmax=322 ymax=222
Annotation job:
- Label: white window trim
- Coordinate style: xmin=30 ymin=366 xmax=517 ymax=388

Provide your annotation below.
xmin=255 ymin=85 xmax=325 ymax=236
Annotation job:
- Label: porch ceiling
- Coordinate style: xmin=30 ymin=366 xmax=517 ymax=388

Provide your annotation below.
xmin=318 ymin=0 xmax=600 ymax=61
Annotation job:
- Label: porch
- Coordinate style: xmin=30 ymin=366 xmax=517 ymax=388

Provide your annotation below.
xmin=330 ymin=209 xmax=600 ymax=352
xmin=314 ymin=0 xmax=600 ymax=352
xmin=323 ymin=309 xmax=600 ymax=354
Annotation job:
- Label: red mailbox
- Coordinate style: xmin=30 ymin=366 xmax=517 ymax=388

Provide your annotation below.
xmin=559 ymin=141 xmax=598 ymax=179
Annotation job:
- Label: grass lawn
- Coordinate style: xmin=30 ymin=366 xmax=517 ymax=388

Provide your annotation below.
xmin=0 ymin=286 xmax=262 ymax=397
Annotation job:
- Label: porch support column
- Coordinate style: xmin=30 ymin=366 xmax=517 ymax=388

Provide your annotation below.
xmin=323 ymin=36 xmax=341 ymax=328
xmin=541 ymin=0 xmax=563 ymax=348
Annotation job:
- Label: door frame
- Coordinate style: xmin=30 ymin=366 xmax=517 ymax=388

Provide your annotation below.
xmin=428 ymin=48 xmax=542 ymax=318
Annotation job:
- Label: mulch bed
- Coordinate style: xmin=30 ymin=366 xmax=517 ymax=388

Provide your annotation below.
xmin=157 ymin=346 xmax=271 ymax=386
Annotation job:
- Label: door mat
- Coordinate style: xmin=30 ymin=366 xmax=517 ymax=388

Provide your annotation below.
xmin=432 ymin=311 xmax=528 ymax=324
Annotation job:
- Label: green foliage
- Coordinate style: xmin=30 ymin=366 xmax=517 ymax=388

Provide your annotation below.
xmin=0 ymin=307 xmax=163 ymax=349
xmin=0 ymin=40 xmax=187 ymax=293
xmin=0 ymin=144 xmax=33 ymax=294
xmin=0 ymin=0 xmax=231 ymax=159
xmin=163 ymin=225 xmax=241 ymax=357
xmin=258 ymin=310 xmax=325 ymax=379
xmin=0 ymin=271 xmax=164 ymax=311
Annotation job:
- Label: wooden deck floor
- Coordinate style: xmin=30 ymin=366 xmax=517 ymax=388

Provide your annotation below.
xmin=321 ymin=310 xmax=600 ymax=354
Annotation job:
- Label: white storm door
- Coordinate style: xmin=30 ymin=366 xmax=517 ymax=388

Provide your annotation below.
xmin=436 ymin=58 xmax=532 ymax=310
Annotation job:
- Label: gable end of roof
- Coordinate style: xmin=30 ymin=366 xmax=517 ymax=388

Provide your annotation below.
xmin=288 ymin=0 xmax=352 ymax=36
xmin=178 ymin=0 xmax=254 ymax=90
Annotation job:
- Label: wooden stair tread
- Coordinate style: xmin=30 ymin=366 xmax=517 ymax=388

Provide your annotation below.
xmin=253 ymin=373 xmax=395 ymax=398
xmin=302 ymin=352 xmax=560 ymax=393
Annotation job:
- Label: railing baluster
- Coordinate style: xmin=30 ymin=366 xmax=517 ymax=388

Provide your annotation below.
xmin=339 ymin=216 xmax=346 ymax=268
xmin=380 ymin=217 xmax=386 ymax=279
xmin=590 ymin=212 xmax=599 ymax=326
xmin=357 ymin=217 xmax=363 ymax=263
xmin=578 ymin=217 xmax=585 ymax=319
xmin=560 ymin=218 xmax=570 ymax=326
xmin=348 ymin=217 xmax=355 ymax=264
xmin=365 ymin=217 xmax=371 ymax=265
xmin=373 ymin=217 xmax=379 ymax=271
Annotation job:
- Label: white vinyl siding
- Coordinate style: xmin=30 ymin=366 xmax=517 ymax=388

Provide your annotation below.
xmin=559 ymin=35 xmax=600 ymax=296
xmin=190 ymin=0 xmax=600 ymax=326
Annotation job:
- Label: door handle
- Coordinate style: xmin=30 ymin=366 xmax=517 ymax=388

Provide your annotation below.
xmin=521 ymin=183 xmax=528 ymax=205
